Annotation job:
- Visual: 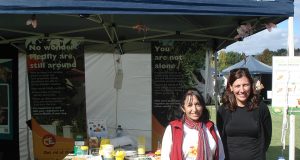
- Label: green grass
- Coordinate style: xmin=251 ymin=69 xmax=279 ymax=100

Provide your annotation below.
xmin=207 ymin=106 xmax=300 ymax=160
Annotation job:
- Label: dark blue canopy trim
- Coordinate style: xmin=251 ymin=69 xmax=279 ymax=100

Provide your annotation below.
xmin=0 ymin=0 xmax=294 ymax=16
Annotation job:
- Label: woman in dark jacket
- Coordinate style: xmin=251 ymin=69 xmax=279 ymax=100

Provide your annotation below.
xmin=217 ymin=68 xmax=272 ymax=160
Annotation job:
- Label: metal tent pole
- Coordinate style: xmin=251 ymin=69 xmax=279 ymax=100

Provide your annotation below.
xmin=288 ymin=16 xmax=295 ymax=160
xmin=213 ymin=50 xmax=219 ymax=115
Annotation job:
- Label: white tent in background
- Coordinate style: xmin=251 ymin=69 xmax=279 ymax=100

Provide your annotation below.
xmin=221 ymin=55 xmax=272 ymax=75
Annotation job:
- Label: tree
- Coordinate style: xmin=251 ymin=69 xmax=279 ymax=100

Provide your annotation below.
xmin=217 ymin=51 xmax=242 ymax=72
xmin=295 ymin=48 xmax=300 ymax=56
xmin=256 ymin=49 xmax=272 ymax=65
xmin=217 ymin=50 xmax=227 ymax=72
xmin=273 ymin=48 xmax=287 ymax=56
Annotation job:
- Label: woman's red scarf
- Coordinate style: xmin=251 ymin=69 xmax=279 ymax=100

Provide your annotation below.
xmin=183 ymin=116 xmax=211 ymax=160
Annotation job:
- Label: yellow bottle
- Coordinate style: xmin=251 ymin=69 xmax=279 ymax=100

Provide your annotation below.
xmin=155 ymin=140 xmax=161 ymax=156
xmin=137 ymin=136 xmax=146 ymax=155
xmin=115 ymin=150 xmax=126 ymax=160
xmin=99 ymin=138 xmax=111 ymax=156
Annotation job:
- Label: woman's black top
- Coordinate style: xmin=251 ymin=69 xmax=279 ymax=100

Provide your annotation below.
xmin=225 ymin=106 xmax=260 ymax=160
xmin=217 ymin=102 xmax=272 ymax=160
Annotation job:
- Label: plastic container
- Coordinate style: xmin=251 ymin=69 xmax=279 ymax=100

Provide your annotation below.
xmin=116 ymin=125 xmax=123 ymax=137
xmin=137 ymin=136 xmax=146 ymax=155
xmin=81 ymin=146 xmax=89 ymax=155
xmin=89 ymin=147 xmax=100 ymax=156
xmin=102 ymin=144 xmax=114 ymax=159
xmin=99 ymin=138 xmax=111 ymax=158
xmin=73 ymin=145 xmax=79 ymax=156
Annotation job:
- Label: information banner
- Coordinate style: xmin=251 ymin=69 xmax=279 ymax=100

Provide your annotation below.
xmin=26 ymin=38 xmax=86 ymax=159
xmin=272 ymin=56 xmax=300 ymax=114
xmin=151 ymin=41 xmax=206 ymax=149
xmin=0 ymin=59 xmax=13 ymax=139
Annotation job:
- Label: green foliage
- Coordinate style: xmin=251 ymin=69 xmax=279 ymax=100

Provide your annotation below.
xmin=255 ymin=48 xmax=300 ymax=66
xmin=217 ymin=51 xmax=242 ymax=72
xmin=256 ymin=49 xmax=273 ymax=65
xmin=295 ymin=48 xmax=300 ymax=56
xmin=273 ymin=48 xmax=287 ymax=56
xmin=175 ymin=41 xmax=206 ymax=87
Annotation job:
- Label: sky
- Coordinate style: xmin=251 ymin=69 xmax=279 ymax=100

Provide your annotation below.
xmin=223 ymin=1 xmax=300 ymax=55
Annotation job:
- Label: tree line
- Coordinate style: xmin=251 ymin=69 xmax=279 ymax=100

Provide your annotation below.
xmin=215 ymin=48 xmax=300 ymax=72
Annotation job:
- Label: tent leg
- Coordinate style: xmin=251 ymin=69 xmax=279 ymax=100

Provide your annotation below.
xmin=213 ymin=50 xmax=219 ymax=119
xmin=204 ymin=50 xmax=209 ymax=104
xmin=288 ymin=16 xmax=295 ymax=160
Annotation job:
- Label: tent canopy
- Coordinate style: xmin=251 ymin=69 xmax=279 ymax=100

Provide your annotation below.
xmin=0 ymin=0 xmax=294 ymax=52
xmin=222 ymin=55 xmax=272 ymax=74
xmin=0 ymin=0 xmax=294 ymax=16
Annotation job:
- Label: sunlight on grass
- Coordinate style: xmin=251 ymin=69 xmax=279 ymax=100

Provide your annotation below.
xmin=207 ymin=105 xmax=300 ymax=160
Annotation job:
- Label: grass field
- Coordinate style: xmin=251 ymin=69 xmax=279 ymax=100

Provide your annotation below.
xmin=207 ymin=106 xmax=300 ymax=160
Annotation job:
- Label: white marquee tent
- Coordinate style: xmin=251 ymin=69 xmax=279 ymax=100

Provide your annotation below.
xmin=0 ymin=0 xmax=294 ymax=159
xmin=222 ymin=55 xmax=272 ymax=75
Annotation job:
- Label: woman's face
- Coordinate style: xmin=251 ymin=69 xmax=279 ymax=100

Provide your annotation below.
xmin=230 ymin=76 xmax=251 ymax=106
xmin=181 ymin=95 xmax=203 ymax=121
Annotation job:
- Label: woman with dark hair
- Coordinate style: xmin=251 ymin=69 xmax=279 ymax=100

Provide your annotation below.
xmin=217 ymin=68 xmax=272 ymax=160
xmin=161 ymin=88 xmax=225 ymax=160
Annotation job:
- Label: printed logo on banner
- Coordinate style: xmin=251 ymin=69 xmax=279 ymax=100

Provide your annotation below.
xmin=43 ymin=134 xmax=56 ymax=147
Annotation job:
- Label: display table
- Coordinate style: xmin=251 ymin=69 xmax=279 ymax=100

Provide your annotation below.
xmin=64 ymin=154 xmax=160 ymax=160
xmin=64 ymin=154 xmax=102 ymax=160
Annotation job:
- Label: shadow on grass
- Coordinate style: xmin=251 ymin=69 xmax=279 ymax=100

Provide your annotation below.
xmin=267 ymin=146 xmax=300 ymax=160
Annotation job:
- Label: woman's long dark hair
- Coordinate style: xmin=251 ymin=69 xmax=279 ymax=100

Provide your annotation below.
xmin=179 ymin=88 xmax=210 ymax=122
xmin=222 ymin=68 xmax=259 ymax=111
